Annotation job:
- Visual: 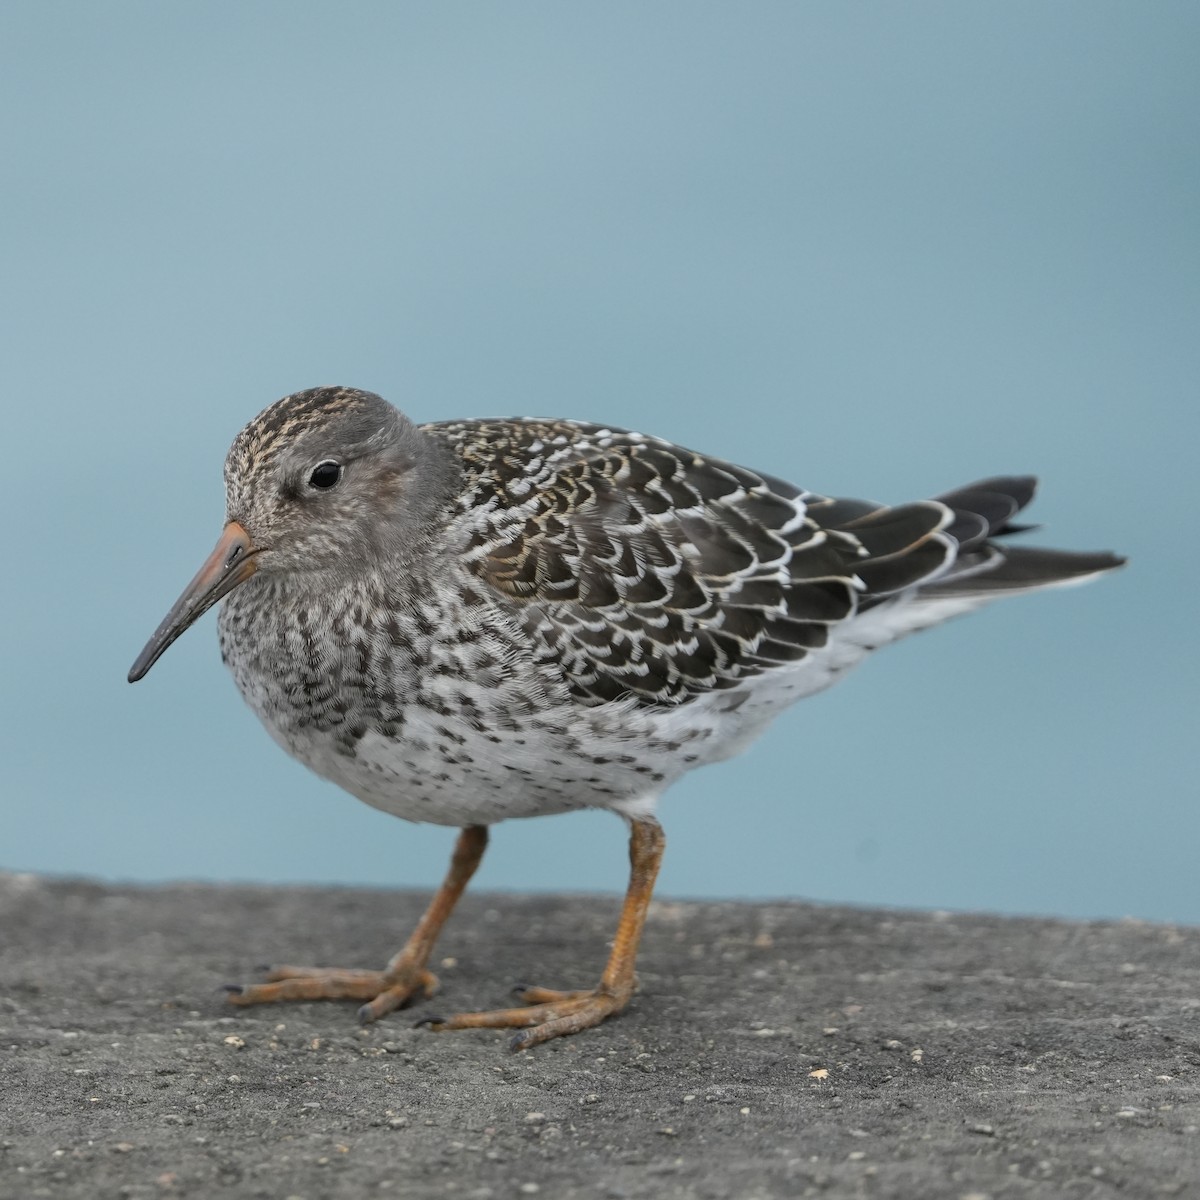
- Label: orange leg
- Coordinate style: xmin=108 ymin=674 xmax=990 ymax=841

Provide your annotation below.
xmin=419 ymin=817 xmax=665 ymax=1051
xmin=226 ymin=825 xmax=488 ymax=1023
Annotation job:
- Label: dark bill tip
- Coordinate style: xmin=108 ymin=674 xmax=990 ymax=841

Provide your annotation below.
xmin=128 ymin=522 xmax=259 ymax=683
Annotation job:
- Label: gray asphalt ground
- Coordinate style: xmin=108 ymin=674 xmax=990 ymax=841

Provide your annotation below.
xmin=1 ymin=872 xmax=1198 ymax=1200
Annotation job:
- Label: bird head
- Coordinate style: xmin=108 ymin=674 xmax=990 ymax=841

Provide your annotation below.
xmin=128 ymin=386 xmax=456 ymax=682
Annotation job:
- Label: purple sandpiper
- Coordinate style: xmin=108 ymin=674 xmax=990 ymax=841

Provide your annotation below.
xmin=129 ymin=386 xmax=1124 ymax=1049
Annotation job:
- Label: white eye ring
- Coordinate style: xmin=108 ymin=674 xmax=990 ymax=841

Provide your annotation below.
xmin=308 ymin=460 xmax=343 ymax=490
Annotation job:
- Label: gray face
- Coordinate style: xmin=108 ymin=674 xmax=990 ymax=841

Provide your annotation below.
xmin=128 ymin=387 xmax=460 ymax=683
xmin=223 ymin=387 xmax=442 ymax=577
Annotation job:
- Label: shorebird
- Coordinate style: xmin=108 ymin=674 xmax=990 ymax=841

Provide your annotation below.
xmin=129 ymin=386 xmax=1123 ymax=1049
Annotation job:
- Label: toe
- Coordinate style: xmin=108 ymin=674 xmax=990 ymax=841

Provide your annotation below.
xmin=418 ymin=985 xmax=629 ymax=1046
xmin=514 ymin=985 xmax=592 ymax=1004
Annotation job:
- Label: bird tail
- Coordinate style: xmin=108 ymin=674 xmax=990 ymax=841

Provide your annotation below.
xmin=920 ymin=476 xmax=1125 ymax=597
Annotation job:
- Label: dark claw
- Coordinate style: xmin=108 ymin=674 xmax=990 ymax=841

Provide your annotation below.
xmin=510 ymin=982 xmax=531 ymax=997
xmin=414 ymin=1015 xmax=446 ymax=1029
xmin=508 ymin=1031 xmax=532 ymax=1053
xmin=221 ymin=984 xmax=245 ymax=995
xmin=255 ymin=964 xmax=272 ymax=974
xmin=356 ymin=1004 xmax=376 ymax=1027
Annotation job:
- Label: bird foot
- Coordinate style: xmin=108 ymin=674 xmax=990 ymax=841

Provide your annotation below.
xmin=224 ymin=963 xmax=438 ymax=1022
xmin=417 ymin=982 xmax=631 ymax=1050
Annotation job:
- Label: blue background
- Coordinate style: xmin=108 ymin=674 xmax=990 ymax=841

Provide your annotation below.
xmin=3 ymin=3 xmax=1196 ymax=922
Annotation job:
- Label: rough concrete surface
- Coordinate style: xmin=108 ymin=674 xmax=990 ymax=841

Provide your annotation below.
xmin=1 ymin=872 xmax=1197 ymax=1200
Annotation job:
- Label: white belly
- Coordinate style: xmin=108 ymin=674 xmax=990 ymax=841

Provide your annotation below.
xmin=231 ymin=584 xmax=989 ymax=828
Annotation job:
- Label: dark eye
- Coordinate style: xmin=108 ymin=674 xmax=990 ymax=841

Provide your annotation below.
xmin=308 ymin=460 xmax=343 ymax=490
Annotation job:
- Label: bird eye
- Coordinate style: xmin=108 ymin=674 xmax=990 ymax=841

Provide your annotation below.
xmin=308 ymin=460 xmax=343 ymax=490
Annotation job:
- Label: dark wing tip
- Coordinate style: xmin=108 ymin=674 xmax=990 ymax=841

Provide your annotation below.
xmin=934 ymin=476 xmax=1039 ymax=543
xmin=926 ymin=544 xmax=1126 ymax=596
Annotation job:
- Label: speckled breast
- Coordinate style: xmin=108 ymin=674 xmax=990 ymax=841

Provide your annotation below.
xmin=213 ymin=569 xmax=721 ymax=827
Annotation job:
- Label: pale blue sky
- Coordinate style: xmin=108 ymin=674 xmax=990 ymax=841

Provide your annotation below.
xmin=3 ymin=3 xmax=1196 ymax=922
